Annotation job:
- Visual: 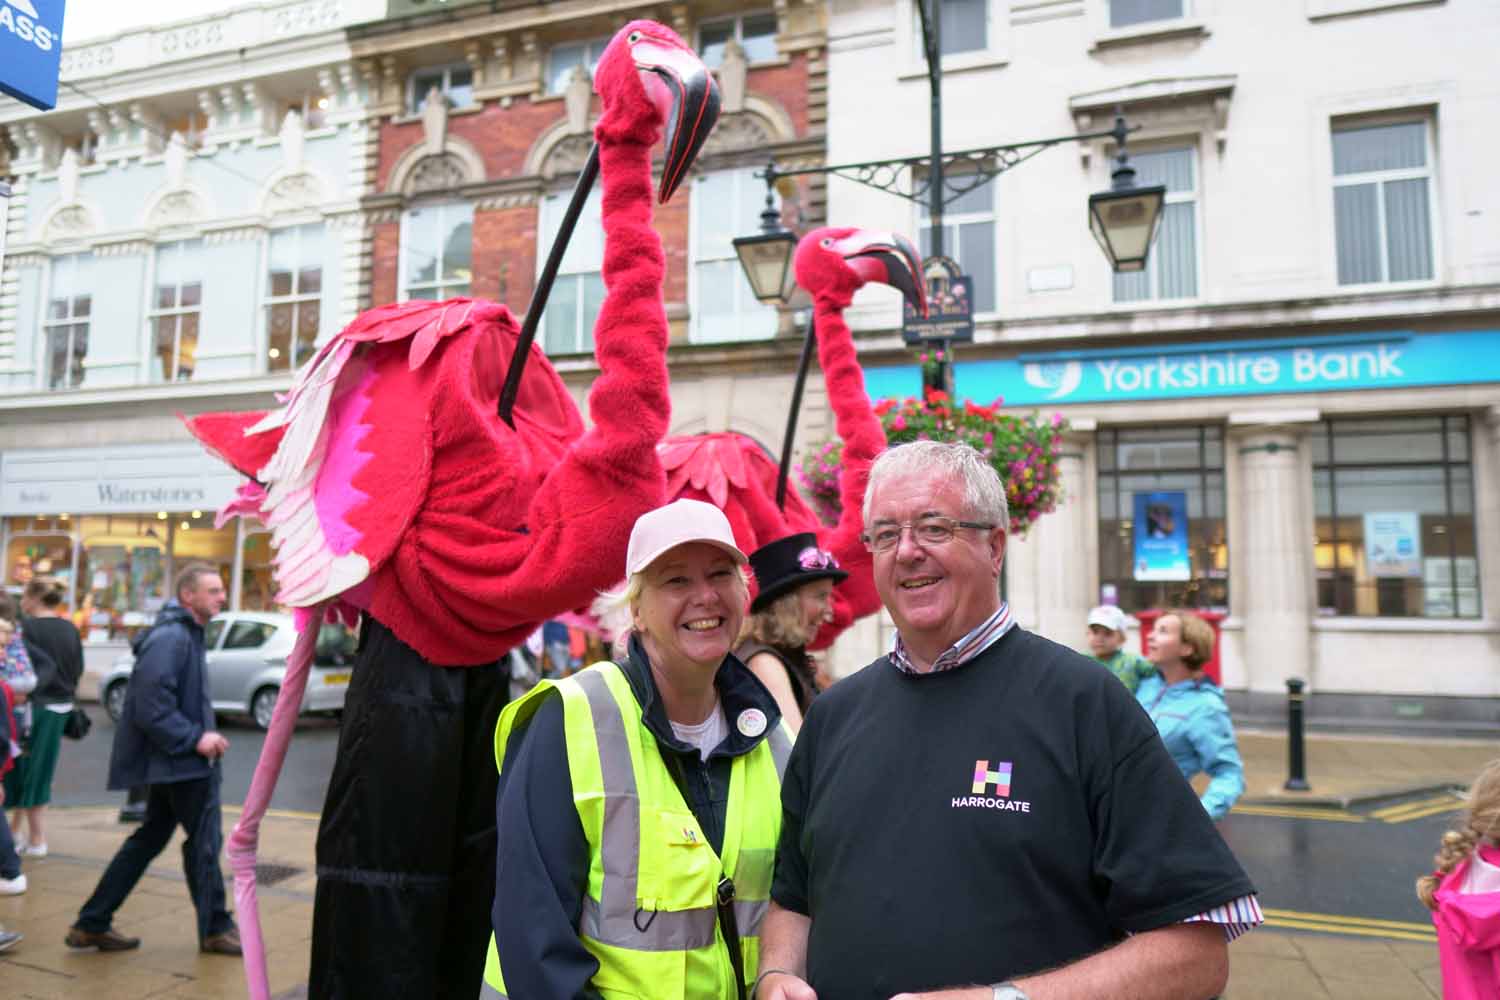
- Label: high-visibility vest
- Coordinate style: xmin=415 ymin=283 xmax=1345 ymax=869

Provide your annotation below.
xmin=481 ymin=660 xmax=792 ymax=1000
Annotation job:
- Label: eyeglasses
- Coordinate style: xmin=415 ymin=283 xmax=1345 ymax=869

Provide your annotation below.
xmin=862 ymin=515 xmax=995 ymax=553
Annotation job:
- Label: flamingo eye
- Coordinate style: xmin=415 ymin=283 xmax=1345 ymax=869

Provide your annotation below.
xmin=819 ymin=238 xmax=833 ymax=248
xmin=628 ymin=31 xmax=642 ymax=43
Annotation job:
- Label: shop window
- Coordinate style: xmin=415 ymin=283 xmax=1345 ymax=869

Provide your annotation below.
xmin=5 ymin=521 xmax=75 ymax=596
xmin=1312 ymin=415 xmax=1477 ymax=618
xmin=401 ymin=201 xmax=473 ymax=301
xmin=408 ymin=64 xmax=474 ymax=114
xmin=43 ymin=253 xmax=94 ymax=390
xmin=537 ymin=186 xmax=604 ymax=355
xmin=240 ymin=530 xmax=276 ymax=611
xmin=547 ymin=38 xmax=608 ymax=94
xmin=151 ymin=240 xmax=203 ymax=383
xmin=691 ymin=168 xmax=779 ymax=344
xmin=1110 ymin=0 xmax=1186 ymax=29
xmin=266 ymin=224 xmax=325 ymax=372
xmin=1096 ymin=425 xmax=1228 ymax=612
xmin=1332 ymin=119 xmax=1435 ymax=285
xmin=700 ymin=12 xmax=779 ymax=67
xmin=76 ymin=515 xmax=167 ymax=638
xmin=1113 ymin=146 xmax=1198 ymax=302
xmin=919 ymin=174 xmax=997 ymax=313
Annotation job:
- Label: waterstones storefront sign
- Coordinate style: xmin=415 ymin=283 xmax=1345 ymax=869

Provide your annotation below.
xmin=0 ymin=444 xmax=241 ymax=515
xmin=862 ymin=330 xmax=1500 ymax=407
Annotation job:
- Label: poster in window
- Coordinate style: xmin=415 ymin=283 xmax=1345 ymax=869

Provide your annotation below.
xmin=1364 ymin=512 xmax=1421 ymax=578
xmin=1132 ymin=491 xmax=1190 ymax=582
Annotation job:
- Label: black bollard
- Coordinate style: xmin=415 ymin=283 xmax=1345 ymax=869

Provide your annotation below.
xmin=1285 ymin=677 xmax=1310 ymax=791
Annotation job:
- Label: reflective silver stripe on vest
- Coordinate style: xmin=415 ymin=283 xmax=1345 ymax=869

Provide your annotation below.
xmin=573 ymin=669 xmax=719 ymax=952
xmin=479 ymin=982 xmax=507 ymax=999
xmin=734 ymin=896 xmax=768 ymax=935
xmin=767 ymin=723 xmax=793 ymax=781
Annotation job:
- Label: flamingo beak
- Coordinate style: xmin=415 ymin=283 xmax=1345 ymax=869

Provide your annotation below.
xmin=833 ymin=230 xmax=929 ymax=317
xmin=632 ymin=38 xmax=721 ymax=203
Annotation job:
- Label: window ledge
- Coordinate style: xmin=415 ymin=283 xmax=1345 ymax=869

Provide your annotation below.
xmin=1103 ymin=295 xmax=1206 ymax=311
xmin=1334 ymin=277 xmax=1441 ymax=294
xmin=391 ymin=103 xmax=483 ymax=125
xmin=1091 ymin=19 xmax=1209 ymax=51
xmin=898 ymin=51 xmax=1009 ymax=81
xmin=1312 ymin=617 xmax=1497 ymax=634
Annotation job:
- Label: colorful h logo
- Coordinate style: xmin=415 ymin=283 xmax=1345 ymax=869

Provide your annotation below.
xmin=972 ymin=760 xmax=1012 ymax=797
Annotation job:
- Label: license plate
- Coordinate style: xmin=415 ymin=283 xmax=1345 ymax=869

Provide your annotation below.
xmin=322 ymin=672 xmax=351 ymax=685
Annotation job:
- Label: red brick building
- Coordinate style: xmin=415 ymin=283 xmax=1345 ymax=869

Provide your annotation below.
xmin=349 ymin=1 xmax=828 ymax=351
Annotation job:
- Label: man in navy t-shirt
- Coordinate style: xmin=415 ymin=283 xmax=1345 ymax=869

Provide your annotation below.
xmin=756 ymin=441 xmax=1259 ymax=1000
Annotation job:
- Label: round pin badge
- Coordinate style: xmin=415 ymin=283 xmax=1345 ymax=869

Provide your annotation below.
xmin=737 ymin=708 xmax=767 ymax=738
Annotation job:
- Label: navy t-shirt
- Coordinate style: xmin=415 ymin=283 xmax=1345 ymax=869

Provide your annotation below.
xmin=771 ymin=626 xmax=1255 ymax=999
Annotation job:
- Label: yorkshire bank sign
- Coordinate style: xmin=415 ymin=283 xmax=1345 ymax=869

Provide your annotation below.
xmin=863 ymin=330 xmax=1500 ymax=407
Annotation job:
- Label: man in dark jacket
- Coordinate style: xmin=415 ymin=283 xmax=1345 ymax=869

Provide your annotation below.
xmin=65 ymin=563 xmax=240 ymax=955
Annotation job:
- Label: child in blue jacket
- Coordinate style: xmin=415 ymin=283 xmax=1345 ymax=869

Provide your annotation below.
xmin=1136 ymin=609 xmax=1245 ymax=821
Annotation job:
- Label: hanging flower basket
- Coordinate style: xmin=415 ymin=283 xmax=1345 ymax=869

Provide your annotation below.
xmin=799 ymin=387 xmax=1068 ymax=538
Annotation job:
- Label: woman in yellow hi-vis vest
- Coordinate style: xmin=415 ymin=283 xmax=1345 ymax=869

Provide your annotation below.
xmin=484 ymin=499 xmax=792 ymax=999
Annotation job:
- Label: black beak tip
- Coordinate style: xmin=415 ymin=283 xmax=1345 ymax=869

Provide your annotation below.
xmin=657 ymin=68 xmax=721 ymax=204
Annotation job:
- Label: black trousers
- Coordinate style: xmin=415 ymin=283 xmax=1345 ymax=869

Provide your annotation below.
xmin=77 ymin=771 xmax=234 ymax=943
xmin=309 ymin=618 xmax=508 ymax=1000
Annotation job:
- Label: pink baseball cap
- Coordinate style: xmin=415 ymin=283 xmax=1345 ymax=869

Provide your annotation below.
xmin=626 ymin=499 xmax=748 ymax=576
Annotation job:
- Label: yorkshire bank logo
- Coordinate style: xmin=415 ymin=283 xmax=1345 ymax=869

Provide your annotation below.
xmin=972 ymin=759 xmax=1011 ymax=797
xmin=954 ymin=759 xmax=1031 ymax=813
xmin=1023 ymin=361 xmax=1083 ymax=400
xmin=1 ymin=0 xmax=57 ymax=52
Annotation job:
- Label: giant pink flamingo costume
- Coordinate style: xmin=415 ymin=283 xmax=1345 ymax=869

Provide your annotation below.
xmin=660 ymin=226 xmax=926 ymax=648
xmin=185 ymin=20 xmax=719 ymax=998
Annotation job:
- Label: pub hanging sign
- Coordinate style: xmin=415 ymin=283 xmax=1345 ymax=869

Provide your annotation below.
xmin=903 ymin=255 xmax=974 ymax=345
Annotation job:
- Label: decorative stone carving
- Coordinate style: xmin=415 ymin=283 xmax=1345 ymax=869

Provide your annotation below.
xmin=271 ymin=1 xmax=342 ymax=35
xmin=148 ymin=190 xmax=205 ymax=229
xmin=60 ymin=43 xmax=116 ymax=78
xmin=280 ymin=110 xmax=307 ymax=169
xmin=164 ymin=133 xmax=190 ymax=188
xmin=718 ymin=39 xmax=748 ymax=114
xmin=407 ymin=154 xmax=469 ymax=196
xmin=421 ymin=86 xmax=449 ymax=152
xmin=266 ymin=172 xmax=325 ymax=214
xmin=702 ymin=113 xmax=773 ymax=155
xmin=157 ymin=21 xmax=225 ymax=57
xmin=10 ymin=122 xmax=62 ymax=171
xmin=46 ymin=205 xmax=95 ymax=241
xmin=563 ymin=66 xmax=593 ymax=136
xmin=58 ymin=149 xmax=81 ymax=203
xmin=129 ymin=103 xmax=166 ymax=156
xmin=541 ymin=135 xmax=594 ymax=179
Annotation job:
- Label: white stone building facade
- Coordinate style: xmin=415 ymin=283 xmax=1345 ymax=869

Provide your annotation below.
xmin=0 ymin=0 xmax=383 ymax=638
xmin=814 ymin=0 xmax=1500 ymax=724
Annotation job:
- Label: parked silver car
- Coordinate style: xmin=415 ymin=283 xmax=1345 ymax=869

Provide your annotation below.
xmin=100 ymin=611 xmax=357 ymax=730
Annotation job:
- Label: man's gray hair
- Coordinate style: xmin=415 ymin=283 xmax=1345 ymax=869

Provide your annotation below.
xmin=174 ymin=562 xmax=220 ymax=601
xmin=863 ymin=441 xmax=1009 ymax=529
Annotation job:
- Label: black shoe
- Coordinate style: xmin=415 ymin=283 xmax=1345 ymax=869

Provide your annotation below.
xmin=65 ymin=926 xmax=142 ymax=951
xmin=118 ymin=805 xmax=146 ymax=823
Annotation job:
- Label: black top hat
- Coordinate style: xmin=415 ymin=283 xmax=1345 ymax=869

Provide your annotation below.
xmin=749 ymin=532 xmax=849 ymax=613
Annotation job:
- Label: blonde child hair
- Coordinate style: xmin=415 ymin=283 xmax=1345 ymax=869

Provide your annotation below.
xmin=1417 ymin=759 xmax=1500 ymax=909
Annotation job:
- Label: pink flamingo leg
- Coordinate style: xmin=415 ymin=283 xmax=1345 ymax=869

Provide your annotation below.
xmin=227 ymin=605 xmax=325 ymax=1000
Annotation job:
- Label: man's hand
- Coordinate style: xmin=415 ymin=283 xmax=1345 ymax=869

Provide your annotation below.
xmin=759 ymin=971 xmax=818 ymax=1000
xmin=890 ymin=990 xmax=989 ymax=1000
xmin=196 ymin=731 xmax=229 ymax=760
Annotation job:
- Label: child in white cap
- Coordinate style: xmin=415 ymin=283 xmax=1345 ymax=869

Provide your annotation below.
xmin=1085 ymin=605 xmax=1156 ymax=694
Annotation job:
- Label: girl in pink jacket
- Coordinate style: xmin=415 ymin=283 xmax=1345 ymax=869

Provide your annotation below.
xmin=1418 ymin=760 xmax=1500 ymax=1000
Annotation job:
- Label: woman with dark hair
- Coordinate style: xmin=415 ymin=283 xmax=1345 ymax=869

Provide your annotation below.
xmin=6 ymin=577 xmax=84 ymax=857
xmin=735 ymin=532 xmax=847 ymax=732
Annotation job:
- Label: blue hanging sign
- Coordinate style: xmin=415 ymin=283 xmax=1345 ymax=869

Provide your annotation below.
xmin=0 ymin=0 xmax=65 ymax=111
xmin=862 ymin=329 xmax=1500 ymax=406
xmin=1132 ymin=491 xmax=1190 ymax=582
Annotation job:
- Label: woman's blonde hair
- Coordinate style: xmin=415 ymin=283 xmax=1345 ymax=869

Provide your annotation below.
xmin=740 ymin=589 xmax=818 ymax=650
xmin=1417 ymin=759 xmax=1500 ymax=910
xmin=592 ymin=565 xmax=751 ymax=661
xmin=1165 ymin=608 xmax=1215 ymax=670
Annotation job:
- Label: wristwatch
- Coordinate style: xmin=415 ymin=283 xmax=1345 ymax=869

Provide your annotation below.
xmin=991 ymin=984 xmax=1029 ymax=1000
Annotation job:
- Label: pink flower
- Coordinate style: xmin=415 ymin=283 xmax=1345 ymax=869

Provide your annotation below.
xmin=892 ymin=415 xmax=907 ymax=431
xmin=1051 ymin=412 xmax=1063 ymax=428
xmin=983 ymin=432 xmax=994 ymax=446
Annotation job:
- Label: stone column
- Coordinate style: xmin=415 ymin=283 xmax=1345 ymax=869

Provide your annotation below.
xmin=1477 ymin=406 xmax=1500 ymax=623
xmin=1228 ymin=415 xmax=1317 ymax=694
xmin=1027 ymin=429 xmax=1095 ymax=645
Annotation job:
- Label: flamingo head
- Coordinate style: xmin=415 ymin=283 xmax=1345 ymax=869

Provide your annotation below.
xmin=793 ymin=226 xmax=928 ymax=316
xmin=595 ymin=19 xmax=721 ymax=203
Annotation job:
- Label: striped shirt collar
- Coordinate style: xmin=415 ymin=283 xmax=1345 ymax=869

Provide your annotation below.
xmin=889 ymin=603 xmax=1016 ymax=675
